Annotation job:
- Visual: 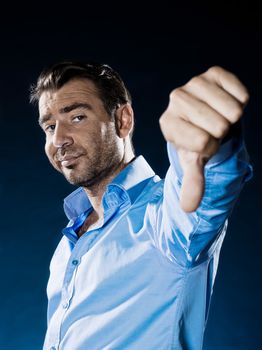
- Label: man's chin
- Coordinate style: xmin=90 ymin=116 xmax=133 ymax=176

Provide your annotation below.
xmin=61 ymin=168 xmax=93 ymax=187
xmin=62 ymin=169 xmax=79 ymax=185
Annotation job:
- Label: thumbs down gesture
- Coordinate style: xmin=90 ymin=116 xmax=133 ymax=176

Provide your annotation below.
xmin=159 ymin=66 xmax=249 ymax=212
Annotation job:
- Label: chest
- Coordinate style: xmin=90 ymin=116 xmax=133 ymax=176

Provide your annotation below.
xmin=77 ymin=211 xmax=101 ymax=237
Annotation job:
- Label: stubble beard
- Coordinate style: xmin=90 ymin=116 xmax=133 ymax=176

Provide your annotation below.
xmin=62 ymin=129 xmax=123 ymax=190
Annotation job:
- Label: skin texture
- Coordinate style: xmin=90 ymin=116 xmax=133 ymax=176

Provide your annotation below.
xmin=38 ymin=78 xmax=135 ymax=227
xmin=38 ymin=66 xmax=249 ymax=227
xmin=159 ymin=66 xmax=249 ymax=212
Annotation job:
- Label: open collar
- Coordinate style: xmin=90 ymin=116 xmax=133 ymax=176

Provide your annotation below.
xmin=63 ymin=155 xmax=155 ymax=220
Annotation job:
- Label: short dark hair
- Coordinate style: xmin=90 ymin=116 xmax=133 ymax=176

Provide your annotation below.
xmin=29 ymin=61 xmax=132 ymax=117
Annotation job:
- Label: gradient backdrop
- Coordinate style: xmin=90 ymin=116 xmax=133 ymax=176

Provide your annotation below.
xmin=0 ymin=2 xmax=261 ymax=349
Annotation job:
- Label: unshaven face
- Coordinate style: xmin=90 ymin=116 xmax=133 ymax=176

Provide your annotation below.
xmin=38 ymin=78 xmax=124 ymax=188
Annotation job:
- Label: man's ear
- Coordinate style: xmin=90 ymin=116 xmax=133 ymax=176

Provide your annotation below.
xmin=114 ymin=103 xmax=134 ymax=138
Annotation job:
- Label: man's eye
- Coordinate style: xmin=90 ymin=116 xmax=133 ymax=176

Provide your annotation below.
xmin=45 ymin=125 xmax=56 ymax=133
xmin=72 ymin=115 xmax=86 ymax=122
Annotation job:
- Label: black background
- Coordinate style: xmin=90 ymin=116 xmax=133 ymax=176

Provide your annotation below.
xmin=0 ymin=1 xmax=261 ymax=349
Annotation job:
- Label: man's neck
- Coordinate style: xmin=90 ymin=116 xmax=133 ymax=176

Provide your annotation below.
xmin=83 ymin=154 xmax=135 ymax=220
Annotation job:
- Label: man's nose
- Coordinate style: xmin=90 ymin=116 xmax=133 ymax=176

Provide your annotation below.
xmin=52 ymin=123 xmax=73 ymax=148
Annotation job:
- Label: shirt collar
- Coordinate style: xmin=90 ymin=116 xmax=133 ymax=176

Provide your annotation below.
xmin=63 ymin=155 xmax=155 ymax=220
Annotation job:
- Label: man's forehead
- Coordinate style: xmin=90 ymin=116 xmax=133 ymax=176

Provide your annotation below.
xmin=38 ymin=79 xmax=99 ymax=113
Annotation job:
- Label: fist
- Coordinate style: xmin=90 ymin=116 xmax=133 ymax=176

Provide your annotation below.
xmin=159 ymin=66 xmax=249 ymax=212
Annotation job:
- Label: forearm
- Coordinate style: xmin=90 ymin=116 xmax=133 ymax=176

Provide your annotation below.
xmin=167 ymin=121 xmax=252 ymax=220
xmin=159 ymin=127 xmax=252 ymax=266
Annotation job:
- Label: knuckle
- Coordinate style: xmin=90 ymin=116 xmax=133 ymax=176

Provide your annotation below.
xmin=169 ymin=88 xmax=185 ymax=102
xmin=214 ymin=119 xmax=230 ymax=138
xmin=229 ymin=103 xmax=243 ymax=122
xmin=242 ymin=90 xmax=250 ymax=104
xmin=158 ymin=115 xmax=164 ymax=127
xmin=207 ymin=65 xmax=223 ymax=76
xmin=194 ymin=132 xmax=210 ymax=153
xmin=187 ymin=75 xmax=206 ymax=89
xmin=196 ymin=102 xmax=206 ymax=116
xmin=159 ymin=110 xmax=169 ymax=127
xmin=169 ymin=88 xmax=177 ymax=100
xmin=159 ymin=112 xmax=165 ymax=124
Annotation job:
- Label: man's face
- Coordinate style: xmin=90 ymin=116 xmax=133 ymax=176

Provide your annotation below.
xmin=38 ymin=78 xmax=123 ymax=188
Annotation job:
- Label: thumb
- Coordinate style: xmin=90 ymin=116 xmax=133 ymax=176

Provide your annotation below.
xmin=178 ymin=151 xmax=206 ymax=212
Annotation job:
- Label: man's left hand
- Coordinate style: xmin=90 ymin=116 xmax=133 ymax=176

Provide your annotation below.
xmin=159 ymin=66 xmax=249 ymax=212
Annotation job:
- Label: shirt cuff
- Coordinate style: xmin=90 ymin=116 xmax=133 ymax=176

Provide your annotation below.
xmin=167 ymin=121 xmax=244 ymax=180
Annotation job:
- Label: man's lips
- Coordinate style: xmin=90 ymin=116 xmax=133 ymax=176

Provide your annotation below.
xmin=58 ymin=154 xmax=83 ymax=167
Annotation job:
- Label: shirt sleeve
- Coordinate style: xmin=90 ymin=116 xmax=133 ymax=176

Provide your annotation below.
xmin=153 ymin=121 xmax=253 ymax=268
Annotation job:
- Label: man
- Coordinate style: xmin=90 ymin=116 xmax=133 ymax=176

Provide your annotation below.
xmin=30 ymin=61 xmax=252 ymax=350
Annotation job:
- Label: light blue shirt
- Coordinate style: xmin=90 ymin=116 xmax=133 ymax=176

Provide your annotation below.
xmin=44 ymin=135 xmax=252 ymax=350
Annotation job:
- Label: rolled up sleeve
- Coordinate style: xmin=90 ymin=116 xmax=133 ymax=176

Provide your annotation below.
xmin=154 ymin=123 xmax=253 ymax=268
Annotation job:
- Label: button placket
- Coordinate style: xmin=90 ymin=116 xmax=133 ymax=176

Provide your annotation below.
xmin=72 ymin=259 xmax=79 ymax=266
xmin=62 ymin=301 xmax=69 ymax=309
xmin=61 ymin=256 xmax=80 ymax=314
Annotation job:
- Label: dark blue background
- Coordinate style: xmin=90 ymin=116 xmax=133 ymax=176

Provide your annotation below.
xmin=0 ymin=2 xmax=261 ymax=349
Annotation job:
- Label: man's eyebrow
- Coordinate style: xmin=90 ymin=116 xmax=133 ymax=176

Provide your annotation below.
xmin=59 ymin=102 xmax=93 ymax=114
xmin=38 ymin=114 xmax=52 ymax=126
xmin=38 ymin=103 xmax=93 ymax=126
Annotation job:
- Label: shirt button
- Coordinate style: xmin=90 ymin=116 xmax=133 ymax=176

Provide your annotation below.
xmin=72 ymin=259 xmax=79 ymax=266
xmin=50 ymin=347 xmax=56 ymax=350
xmin=62 ymin=302 xmax=69 ymax=309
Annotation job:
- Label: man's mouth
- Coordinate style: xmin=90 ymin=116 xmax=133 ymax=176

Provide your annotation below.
xmin=58 ymin=154 xmax=83 ymax=167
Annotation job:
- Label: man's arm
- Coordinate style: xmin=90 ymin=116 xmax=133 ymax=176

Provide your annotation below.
xmin=159 ymin=66 xmax=250 ymax=212
xmin=153 ymin=66 xmax=253 ymax=267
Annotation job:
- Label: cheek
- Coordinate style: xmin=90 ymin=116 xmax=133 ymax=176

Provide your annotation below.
xmin=45 ymin=141 xmax=61 ymax=171
xmin=44 ymin=140 xmax=52 ymax=159
xmin=100 ymin=123 xmax=108 ymax=138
